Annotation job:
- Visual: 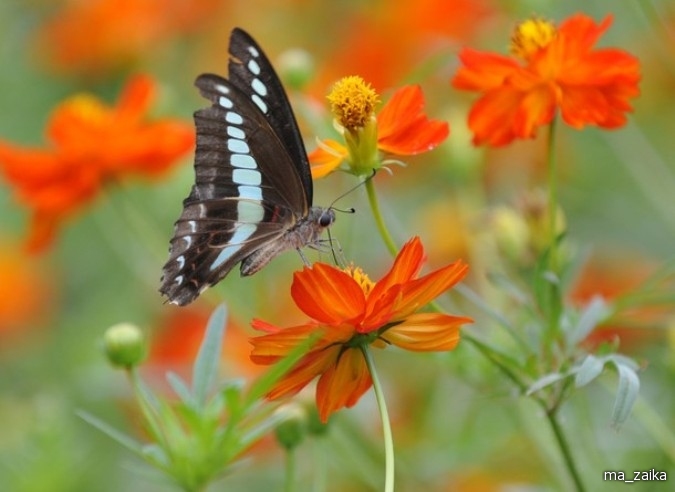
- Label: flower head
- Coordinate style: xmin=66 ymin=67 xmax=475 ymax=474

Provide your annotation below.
xmin=36 ymin=0 xmax=223 ymax=77
xmin=327 ymin=76 xmax=379 ymax=131
xmin=451 ymin=13 xmax=641 ymax=146
xmin=250 ymin=237 xmax=471 ymax=422
xmin=0 ymin=75 xmax=194 ymax=253
xmin=309 ymin=81 xmax=449 ymax=178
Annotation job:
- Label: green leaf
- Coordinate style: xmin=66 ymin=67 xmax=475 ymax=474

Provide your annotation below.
xmin=193 ymin=304 xmax=228 ymax=407
xmin=567 ymin=296 xmax=611 ymax=346
xmin=610 ymin=362 xmax=640 ymax=430
xmin=166 ymin=371 xmax=195 ymax=407
xmin=526 ymin=372 xmax=568 ymax=396
xmin=574 ymin=354 xmax=605 ymax=388
xmin=76 ymin=410 xmax=143 ymax=455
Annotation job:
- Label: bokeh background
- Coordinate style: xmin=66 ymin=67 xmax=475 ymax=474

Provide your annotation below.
xmin=1 ymin=0 xmax=674 ymax=491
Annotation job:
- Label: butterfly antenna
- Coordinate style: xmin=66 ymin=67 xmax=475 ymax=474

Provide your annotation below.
xmin=328 ymin=169 xmax=377 ymax=210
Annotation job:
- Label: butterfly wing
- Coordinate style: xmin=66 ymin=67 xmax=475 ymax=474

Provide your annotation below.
xmin=228 ymin=28 xmax=313 ymax=205
xmin=160 ymin=72 xmax=309 ymax=306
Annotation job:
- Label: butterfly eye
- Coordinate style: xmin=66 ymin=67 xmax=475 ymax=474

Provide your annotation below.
xmin=319 ymin=210 xmax=334 ymax=228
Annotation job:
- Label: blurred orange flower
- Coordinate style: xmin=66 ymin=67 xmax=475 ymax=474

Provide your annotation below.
xmin=36 ymin=0 xmax=224 ymax=76
xmin=451 ymin=13 xmax=641 ymax=146
xmin=313 ymin=0 xmax=494 ymax=92
xmin=309 ymin=84 xmax=449 ymax=178
xmin=0 ymin=75 xmax=194 ymax=253
xmin=570 ymin=256 xmax=667 ymax=351
xmin=146 ymin=306 xmax=262 ymax=383
xmin=250 ymin=237 xmax=471 ymax=422
xmin=0 ymin=243 xmax=53 ymax=340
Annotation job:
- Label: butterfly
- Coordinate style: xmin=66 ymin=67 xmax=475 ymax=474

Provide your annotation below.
xmin=160 ymin=28 xmax=335 ymax=306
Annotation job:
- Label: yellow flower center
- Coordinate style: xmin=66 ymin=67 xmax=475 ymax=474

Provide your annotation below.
xmin=343 ymin=264 xmax=375 ymax=296
xmin=510 ymin=17 xmax=557 ymax=60
xmin=61 ymin=94 xmax=110 ymax=126
xmin=326 ymin=76 xmax=379 ymax=130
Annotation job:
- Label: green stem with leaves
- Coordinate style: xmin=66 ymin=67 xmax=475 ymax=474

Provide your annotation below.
xmin=362 ymin=346 xmax=395 ymax=492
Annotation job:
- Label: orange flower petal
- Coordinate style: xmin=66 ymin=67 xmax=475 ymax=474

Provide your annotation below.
xmin=116 ymin=74 xmax=155 ymax=121
xmin=249 ymin=322 xmax=323 ymax=364
xmin=451 ymin=48 xmax=520 ymax=91
xmin=291 ymin=263 xmax=366 ymax=325
xmin=268 ymin=348 xmax=341 ymax=400
xmin=376 ymin=85 xmax=449 ymax=155
xmin=466 ymin=87 xmax=524 ymax=146
xmin=381 ymin=312 xmax=470 ymax=351
xmin=308 ymin=139 xmax=347 ymax=178
xmin=392 ymin=259 xmax=469 ymax=320
xmin=315 ymin=347 xmax=372 ymax=422
xmin=368 ymin=236 xmax=425 ymax=301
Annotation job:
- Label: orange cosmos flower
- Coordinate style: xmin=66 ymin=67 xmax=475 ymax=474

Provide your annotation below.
xmin=451 ymin=14 xmax=641 ymax=147
xmin=309 ymin=78 xmax=449 ymax=178
xmin=0 ymin=75 xmax=194 ymax=253
xmin=0 ymin=242 xmax=54 ymax=341
xmin=36 ymin=0 xmax=224 ymax=76
xmin=250 ymin=237 xmax=472 ymax=422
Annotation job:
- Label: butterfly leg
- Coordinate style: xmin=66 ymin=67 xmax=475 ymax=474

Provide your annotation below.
xmin=296 ymin=247 xmax=311 ymax=267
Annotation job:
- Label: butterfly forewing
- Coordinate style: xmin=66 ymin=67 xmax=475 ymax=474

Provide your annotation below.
xmin=227 ymin=28 xmax=313 ymax=204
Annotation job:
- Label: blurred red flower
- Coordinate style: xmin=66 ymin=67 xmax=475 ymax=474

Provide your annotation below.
xmin=146 ymin=306 xmax=262 ymax=382
xmin=452 ymin=14 xmax=641 ymax=146
xmin=0 ymin=243 xmax=53 ymax=340
xmin=314 ymin=0 xmax=494 ymax=92
xmin=0 ymin=75 xmax=194 ymax=253
xmin=250 ymin=237 xmax=471 ymax=422
xmin=570 ymin=256 xmax=667 ymax=352
xmin=309 ymin=84 xmax=449 ymax=178
xmin=36 ymin=0 xmax=224 ymax=76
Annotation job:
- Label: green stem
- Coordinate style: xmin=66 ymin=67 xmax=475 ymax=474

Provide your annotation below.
xmin=547 ymin=116 xmax=559 ymax=273
xmin=544 ymin=118 xmax=563 ymax=347
xmin=284 ymin=447 xmax=297 ymax=492
xmin=365 ymin=177 xmax=398 ymax=257
xmin=361 ymin=346 xmax=395 ymax=492
xmin=544 ymin=407 xmax=587 ymax=492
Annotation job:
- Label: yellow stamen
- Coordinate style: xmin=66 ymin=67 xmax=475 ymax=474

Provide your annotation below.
xmin=327 ymin=76 xmax=379 ymax=130
xmin=510 ymin=17 xmax=557 ymax=60
xmin=344 ymin=264 xmax=375 ymax=296
xmin=61 ymin=94 xmax=109 ymax=125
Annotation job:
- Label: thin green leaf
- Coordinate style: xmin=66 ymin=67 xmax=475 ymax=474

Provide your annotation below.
xmin=526 ymin=372 xmax=568 ymax=396
xmin=76 ymin=410 xmax=143 ymax=455
xmin=132 ymin=372 xmax=165 ymax=445
xmin=607 ymin=354 xmax=640 ymax=371
xmin=193 ymin=304 xmax=228 ymax=406
xmin=567 ymin=296 xmax=611 ymax=346
xmin=166 ymin=371 xmax=195 ymax=407
xmin=574 ymin=354 xmax=605 ymax=388
xmin=141 ymin=443 xmax=171 ymax=469
xmin=610 ymin=363 xmax=640 ymax=430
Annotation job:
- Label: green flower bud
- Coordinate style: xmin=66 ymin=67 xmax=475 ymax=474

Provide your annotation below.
xmin=277 ymin=48 xmax=315 ymax=91
xmin=274 ymin=403 xmax=307 ymax=450
xmin=103 ymin=323 xmax=146 ymax=369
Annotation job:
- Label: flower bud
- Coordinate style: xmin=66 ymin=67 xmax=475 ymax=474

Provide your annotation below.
xmin=277 ymin=48 xmax=315 ymax=91
xmin=103 ymin=323 xmax=146 ymax=369
xmin=274 ymin=402 xmax=308 ymax=450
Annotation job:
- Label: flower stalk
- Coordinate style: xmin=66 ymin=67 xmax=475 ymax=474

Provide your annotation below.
xmin=362 ymin=346 xmax=395 ymax=492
